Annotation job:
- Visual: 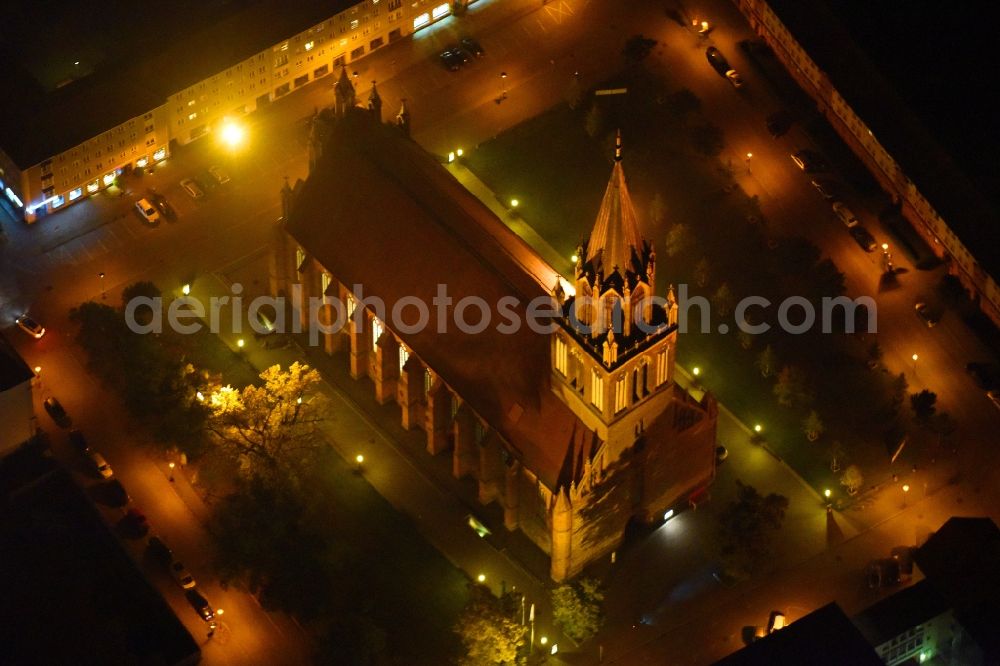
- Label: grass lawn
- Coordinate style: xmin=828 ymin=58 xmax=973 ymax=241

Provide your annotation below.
xmin=464 ymin=65 xmax=913 ymax=495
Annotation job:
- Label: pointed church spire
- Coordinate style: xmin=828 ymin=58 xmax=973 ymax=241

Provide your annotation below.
xmin=334 ymin=67 xmax=356 ymax=116
xmin=584 ymin=129 xmax=641 ymax=276
xmin=368 ymin=80 xmax=382 ymax=123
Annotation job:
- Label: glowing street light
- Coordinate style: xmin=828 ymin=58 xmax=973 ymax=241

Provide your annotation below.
xmin=745 ymin=152 xmax=753 ymax=174
xmin=33 ymin=366 xmax=41 ymax=375
xmin=912 ymin=353 xmax=919 ymax=373
xmin=692 ymin=366 xmax=701 ymax=377
xmin=754 ymin=424 xmax=763 ymax=433
xmin=510 ymin=198 xmax=519 ymax=208
xmin=477 ymin=573 xmax=486 ymax=583
xmin=824 ymin=488 xmax=832 ymax=499
xmin=456 ymin=148 xmax=464 ymax=157
xmin=236 ymin=338 xmax=245 ymax=348
xmin=448 ymin=151 xmax=456 ymax=163
xmin=182 ymin=283 xmax=191 ymax=295
xmin=196 ymin=391 xmax=205 ymax=402
xmin=571 ymin=253 xmax=579 ymax=263
xmin=168 ymin=461 xmax=175 ymax=482
xmin=219 ymin=121 xmax=246 ymax=149
xmin=540 ymin=636 xmax=548 ymax=646
xmin=902 ymin=483 xmax=910 ymax=507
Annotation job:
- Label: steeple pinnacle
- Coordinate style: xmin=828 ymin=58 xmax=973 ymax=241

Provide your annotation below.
xmin=584 ymin=132 xmax=642 ymax=276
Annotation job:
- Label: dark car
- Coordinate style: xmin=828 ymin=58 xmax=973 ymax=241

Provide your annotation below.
xmin=103 ymin=479 xmax=130 ymax=507
xmin=439 ymin=47 xmax=467 ymax=71
xmin=120 ymin=508 xmax=149 ymax=538
xmin=44 ymin=397 xmax=70 ymax=426
xmin=791 ymin=149 xmax=828 ymax=173
xmin=849 ymin=226 xmax=878 ymax=252
xmin=915 ymin=302 xmax=939 ymax=328
xmin=185 ymin=589 xmax=215 ymax=622
xmin=155 ymin=197 xmax=176 ymax=220
xmin=147 ymin=535 xmax=174 ymax=566
xmin=705 ymin=46 xmax=731 ymax=76
xmin=766 ymin=110 xmax=793 ymax=137
xmin=69 ymin=429 xmax=90 ymax=453
xmin=966 ymin=362 xmax=998 ymax=389
xmin=460 ymin=37 xmax=485 ymax=57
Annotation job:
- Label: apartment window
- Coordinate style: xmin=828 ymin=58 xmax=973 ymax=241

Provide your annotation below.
xmin=144 ymin=124 xmax=154 ymax=133
xmin=188 ymin=112 xmax=198 ymax=120
xmin=350 ymin=46 xmax=364 ymax=59
xmin=275 ymin=82 xmax=291 ymax=97
xmin=388 ymin=0 xmax=400 ymax=8
xmin=370 ymin=37 xmax=384 ymax=50
xmin=275 ymin=53 xmax=288 ymax=68
xmin=294 ymin=74 xmax=309 ymax=88
xmin=51 ymin=194 xmax=65 ymax=208
xmin=304 ymin=40 xmax=314 ymax=51
xmin=389 ymin=28 xmax=402 ymax=42
xmin=432 ymin=3 xmax=450 ymax=20
xmin=314 ymin=64 xmax=329 ymax=78
xmin=68 ymin=187 xmax=83 ymax=201
xmin=424 ymin=369 xmax=433 ymax=394
xmin=590 ymin=370 xmax=604 ymax=411
xmin=614 ymin=376 xmax=628 ymax=414
xmin=334 ymin=54 xmax=346 ymax=67
xmin=413 ymin=12 xmax=430 ymax=29
xmin=554 ymin=337 xmax=568 ymax=375
xmin=350 ymin=19 xmax=359 ymax=30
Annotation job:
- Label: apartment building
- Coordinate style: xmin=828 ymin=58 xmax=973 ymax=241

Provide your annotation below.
xmin=0 ymin=0 xmax=466 ymax=223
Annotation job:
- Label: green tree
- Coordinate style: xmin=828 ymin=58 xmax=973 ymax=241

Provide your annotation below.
xmin=840 ymin=464 xmax=863 ymax=495
xmin=664 ymin=223 xmax=693 ymax=258
xmin=756 ymin=344 xmax=777 ymax=378
xmin=207 ymin=362 xmax=326 ymax=483
xmin=552 ymin=578 xmax=604 ymax=644
xmin=910 ymin=389 xmax=937 ymax=423
xmin=773 ymin=365 xmax=812 ymax=407
xmin=454 ymin=584 xmax=526 ymax=665
xmin=585 ymin=102 xmax=604 ymax=138
xmin=712 ymin=282 xmax=735 ymax=317
xmin=802 ymin=410 xmax=824 ymax=442
xmin=718 ymin=481 xmax=789 ymax=579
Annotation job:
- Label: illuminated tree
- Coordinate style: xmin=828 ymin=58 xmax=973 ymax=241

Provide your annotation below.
xmin=454 ymin=584 xmax=525 ymax=665
xmin=756 ymin=345 xmax=777 ymax=378
xmin=207 ymin=362 xmax=325 ymax=483
xmin=712 ymin=282 xmax=735 ymax=317
xmin=649 ymin=192 xmax=666 ymax=226
xmin=665 ymin=223 xmax=693 ymax=258
xmin=718 ymin=481 xmax=788 ymax=579
xmin=774 ymin=365 xmax=812 ymax=407
xmin=552 ymin=578 xmax=604 ymax=643
xmin=802 ymin=410 xmax=824 ymax=442
xmin=694 ymin=257 xmax=711 ymax=287
xmin=840 ymin=464 xmax=863 ymax=495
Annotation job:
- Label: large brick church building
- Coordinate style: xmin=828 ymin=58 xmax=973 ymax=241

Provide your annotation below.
xmin=270 ymin=79 xmax=717 ymax=580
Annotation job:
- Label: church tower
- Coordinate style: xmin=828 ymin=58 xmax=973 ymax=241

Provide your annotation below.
xmin=551 ymin=131 xmax=680 ymax=465
xmin=334 ymin=67 xmax=356 ymax=116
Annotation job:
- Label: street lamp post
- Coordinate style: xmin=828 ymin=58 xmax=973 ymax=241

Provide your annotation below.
xmin=99 ymin=272 xmax=106 ymax=299
xmin=745 ymin=152 xmax=753 ymax=174
xmin=168 ymin=462 xmax=175 ymax=483
xmin=500 ymin=72 xmax=508 ymax=102
xmin=902 ymin=483 xmax=910 ymax=508
xmin=912 ymin=353 xmax=918 ymax=374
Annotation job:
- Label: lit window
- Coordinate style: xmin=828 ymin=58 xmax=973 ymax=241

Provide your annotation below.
xmin=371 ymin=316 xmax=383 ymax=349
xmin=432 ymin=3 xmax=450 ymax=19
xmin=296 ymin=248 xmax=306 ymax=270
xmin=656 ymin=348 xmax=668 ymax=386
xmin=350 ymin=19 xmax=359 ymax=29
xmin=413 ymin=12 xmax=429 ymax=28
xmin=102 ymin=172 xmax=115 ymax=186
xmin=86 ymin=181 xmax=99 ymax=193
xmin=51 ymin=194 xmax=65 ymax=208
xmin=399 ymin=345 xmax=410 ymax=373
xmin=153 ymin=147 xmax=167 ymax=161
xmin=555 ymin=337 xmax=568 ymax=375
xmin=136 ymin=156 xmax=148 ymax=168
xmin=614 ymin=376 xmax=628 ymax=413
xmin=347 ymin=294 xmax=357 ymax=319
xmin=590 ymin=370 xmax=604 ymax=410
xmin=69 ymin=187 xmax=83 ymax=201
xmin=424 ymin=369 xmax=432 ymax=394
xmin=305 ymin=40 xmax=314 ymax=51
xmin=187 ymin=100 xmax=195 ymax=107
xmin=321 ymin=272 xmax=332 ymax=296
xmin=188 ymin=112 xmax=198 ymax=120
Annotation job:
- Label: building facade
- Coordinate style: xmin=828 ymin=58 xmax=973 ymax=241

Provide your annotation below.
xmin=271 ymin=105 xmax=717 ymax=580
xmin=732 ymin=0 xmax=1000 ymax=327
xmin=0 ymin=0 xmax=468 ymax=222
xmin=0 ymin=334 xmax=36 ymax=456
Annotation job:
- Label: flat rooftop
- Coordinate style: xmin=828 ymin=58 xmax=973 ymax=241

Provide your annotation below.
xmin=766 ymin=0 xmax=1000 ymax=278
xmin=0 ymin=0 xmax=355 ymax=166
xmin=0 ymin=449 xmax=199 ymax=665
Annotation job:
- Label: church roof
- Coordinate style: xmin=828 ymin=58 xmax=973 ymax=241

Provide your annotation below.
xmin=334 ymin=66 xmax=355 ymax=98
xmin=284 ymin=109 xmax=594 ymax=489
xmin=584 ymin=132 xmax=643 ymax=276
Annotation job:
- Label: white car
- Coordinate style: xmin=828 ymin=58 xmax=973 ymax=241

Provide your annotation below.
xmin=832 ymin=201 xmax=858 ymax=228
xmin=208 ymin=165 xmax=230 ymax=185
xmin=170 ymin=561 xmax=197 ymax=589
xmin=180 ymin=178 xmax=205 ymax=200
xmin=87 ymin=450 xmax=114 ymax=479
xmin=15 ymin=314 xmax=46 ymax=339
xmin=725 ymin=70 xmax=744 ymax=89
xmin=135 ymin=198 xmax=161 ymax=224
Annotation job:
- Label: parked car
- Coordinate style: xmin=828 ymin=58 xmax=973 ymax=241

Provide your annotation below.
xmin=44 ymin=397 xmax=70 ymax=426
xmin=87 ymin=450 xmax=114 ymax=479
xmin=766 ymin=110 xmax=793 ymax=137
xmin=120 ymin=508 xmax=149 ymax=538
xmin=147 ymin=535 xmax=174 ymax=566
xmin=965 ymin=362 xmax=998 ymax=389
xmin=810 ymin=178 xmax=841 ymax=200
xmin=439 ymin=47 xmax=468 ymax=71
xmin=791 ymin=149 xmax=828 ymax=172
xmin=15 ymin=314 xmax=46 ymax=339
xmin=832 ymin=201 xmax=859 ymax=228
xmin=170 ymin=561 xmax=197 ymax=589
xmin=705 ymin=47 xmax=743 ymax=87
xmin=914 ymin=302 xmax=939 ymax=327
xmin=185 ymin=589 xmax=215 ymax=622
xmin=460 ymin=36 xmax=485 ymax=57
xmin=849 ymin=226 xmax=878 ymax=252
xmin=103 ymin=479 xmax=129 ymax=507
xmin=154 ymin=197 xmax=176 ymax=220
xmin=208 ymin=165 xmax=230 ymax=185
xmin=767 ymin=610 xmax=786 ymax=633
xmin=180 ymin=178 xmax=205 ymax=200
xmin=135 ymin=198 xmax=161 ymax=224
xmin=69 ymin=429 xmax=89 ymax=453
